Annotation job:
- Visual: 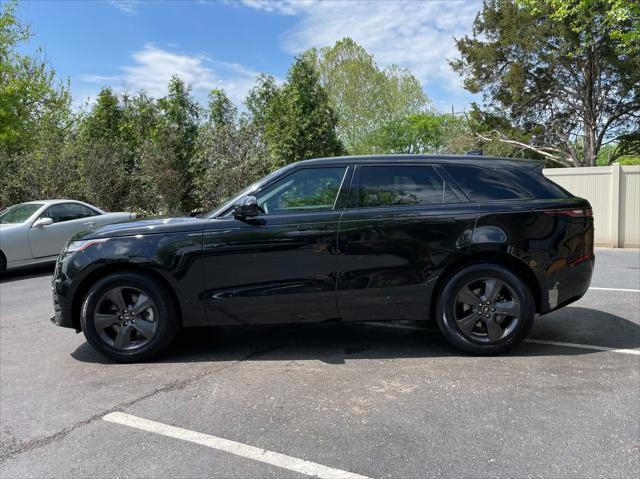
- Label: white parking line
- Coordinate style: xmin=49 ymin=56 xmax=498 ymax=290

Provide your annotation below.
xmin=524 ymin=339 xmax=640 ymax=355
xmin=360 ymin=322 xmax=640 ymax=356
xmin=589 ymin=287 xmax=640 ymax=293
xmin=103 ymin=412 xmax=371 ymax=479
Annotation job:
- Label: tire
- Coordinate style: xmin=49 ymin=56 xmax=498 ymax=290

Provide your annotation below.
xmin=436 ymin=263 xmax=534 ymax=355
xmin=80 ymin=272 xmax=179 ymax=362
xmin=0 ymin=252 xmax=6 ymax=274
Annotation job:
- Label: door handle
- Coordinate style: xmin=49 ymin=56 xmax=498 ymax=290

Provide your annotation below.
xmin=83 ymin=221 xmax=96 ymax=227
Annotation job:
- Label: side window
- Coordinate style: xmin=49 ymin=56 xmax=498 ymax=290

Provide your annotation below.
xmin=44 ymin=203 xmax=99 ymax=224
xmin=255 ymin=167 xmax=347 ymax=214
xmin=357 ymin=165 xmax=457 ymax=208
xmin=444 ymin=165 xmax=526 ymax=201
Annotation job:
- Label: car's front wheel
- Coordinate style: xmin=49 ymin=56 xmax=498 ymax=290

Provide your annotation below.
xmin=80 ymin=272 xmax=179 ymax=362
xmin=436 ymin=263 xmax=535 ymax=355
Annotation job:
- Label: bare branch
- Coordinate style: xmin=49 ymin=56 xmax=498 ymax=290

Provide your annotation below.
xmin=474 ymin=130 xmax=574 ymax=166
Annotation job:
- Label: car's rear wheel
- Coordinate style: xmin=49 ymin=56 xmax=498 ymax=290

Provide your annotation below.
xmin=436 ymin=263 xmax=534 ymax=355
xmin=80 ymin=272 xmax=179 ymax=362
xmin=0 ymin=252 xmax=6 ymax=274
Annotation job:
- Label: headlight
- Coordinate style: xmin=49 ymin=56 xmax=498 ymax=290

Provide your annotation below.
xmin=65 ymin=238 xmax=109 ymax=253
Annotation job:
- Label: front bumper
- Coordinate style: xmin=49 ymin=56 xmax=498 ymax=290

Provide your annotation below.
xmin=51 ymin=253 xmax=78 ymax=330
xmin=51 ymin=282 xmax=75 ymax=329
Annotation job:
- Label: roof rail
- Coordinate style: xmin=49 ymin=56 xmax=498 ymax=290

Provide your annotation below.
xmin=465 ymin=149 xmax=483 ymax=156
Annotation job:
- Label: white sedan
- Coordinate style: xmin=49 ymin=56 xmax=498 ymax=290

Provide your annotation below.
xmin=0 ymin=200 xmax=134 ymax=272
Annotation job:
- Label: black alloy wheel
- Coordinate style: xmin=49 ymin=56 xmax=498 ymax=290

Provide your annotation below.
xmin=93 ymin=286 xmax=158 ymax=350
xmin=80 ymin=272 xmax=179 ymax=362
xmin=436 ymin=263 xmax=534 ymax=355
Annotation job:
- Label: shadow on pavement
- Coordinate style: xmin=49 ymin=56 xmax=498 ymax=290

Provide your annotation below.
xmin=0 ymin=263 xmax=55 ymax=283
xmin=70 ymin=305 xmax=640 ymax=365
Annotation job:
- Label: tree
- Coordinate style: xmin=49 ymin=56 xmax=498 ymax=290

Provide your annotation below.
xmin=0 ymin=1 xmax=77 ymax=207
xmin=262 ymin=56 xmax=344 ymax=168
xmin=367 ymin=112 xmax=479 ymax=155
xmin=0 ymin=1 xmax=72 ymax=155
xmin=141 ymin=76 xmax=200 ymax=213
xmin=245 ymin=73 xmax=279 ymax=134
xmin=520 ymin=0 xmax=640 ymax=54
xmin=208 ymin=88 xmax=237 ymax=128
xmin=312 ymin=38 xmax=430 ymax=154
xmin=451 ymin=0 xmax=639 ymax=166
xmin=193 ymin=121 xmax=270 ymax=211
xmin=191 ymin=88 xmax=270 ymax=210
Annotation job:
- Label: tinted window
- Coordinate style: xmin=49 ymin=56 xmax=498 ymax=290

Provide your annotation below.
xmin=44 ymin=203 xmax=99 ymax=223
xmin=501 ymin=168 xmax=570 ymax=199
xmin=256 ymin=167 xmax=347 ymax=214
xmin=357 ymin=165 xmax=456 ymax=208
xmin=445 ymin=165 xmax=526 ymax=201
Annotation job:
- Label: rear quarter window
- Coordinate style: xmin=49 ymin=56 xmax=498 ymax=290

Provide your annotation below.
xmin=444 ymin=165 xmax=527 ymax=201
xmin=500 ymin=168 xmax=570 ymax=199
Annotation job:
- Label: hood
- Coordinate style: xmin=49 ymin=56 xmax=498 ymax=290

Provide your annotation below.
xmin=79 ymin=216 xmax=206 ymax=239
xmin=0 ymin=223 xmax=25 ymax=232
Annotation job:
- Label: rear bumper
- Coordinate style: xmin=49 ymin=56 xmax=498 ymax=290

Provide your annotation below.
xmin=541 ymin=256 xmax=594 ymax=314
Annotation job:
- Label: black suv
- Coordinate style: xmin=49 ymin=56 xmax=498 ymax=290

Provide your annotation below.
xmin=52 ymin=155 xmax=594 ymax=362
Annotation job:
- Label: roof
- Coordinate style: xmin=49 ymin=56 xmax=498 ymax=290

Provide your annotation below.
xmin=22 ymin=199 xmax=86 ymax=206
xmin=21 ymin=199 xmax=105 ymax=213
xmin=297 ymin=154 xmax=542 ymax=169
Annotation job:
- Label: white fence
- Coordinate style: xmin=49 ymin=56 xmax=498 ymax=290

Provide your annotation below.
xmin=543 ymin=164 xmax=640 ymax=248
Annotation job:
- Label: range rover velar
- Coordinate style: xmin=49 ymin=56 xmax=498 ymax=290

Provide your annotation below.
xmin=51 ymin=155 xmax=594 ymax=362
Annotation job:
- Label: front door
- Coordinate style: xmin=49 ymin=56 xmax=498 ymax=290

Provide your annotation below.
xmin=28 ymin=203 xmax=102 ymax=258
xmin=336 ymin=164 xmax=477 ymax=321
xmin=202 ymin=165 xmax=351 ymax=325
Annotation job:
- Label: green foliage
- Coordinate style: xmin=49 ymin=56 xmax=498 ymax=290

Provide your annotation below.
xmin=145 ymin=77 xmax=201 ymax=213
xmin=519 ymin=0 xmax=640 ymax=55
xmin=0 ymin=0 xmax=77 ymax=207
xmin=0 ymin=1 xmax=72 ymax=156
xmin=451 ymin=0 xmax=640 ymax=166
xmin=207 ymin=88 xmax=237 ymax=128
xmin=245 ymin=73 xmax=278 ymax=133
xmin=262 ymin=55 xmax=344 ymax=168
xmin=312 ymin=38 xmax=431 ymax=154
xmin=192 ymin=89 xmax=271 ymax=211
xmin=366 ymin=113 xmax=477 ymax=155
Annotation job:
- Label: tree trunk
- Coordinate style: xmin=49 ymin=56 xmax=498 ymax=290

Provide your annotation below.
xmin=582 ymin=41 xmax=598 ymax=167
xmin=584 ymin=121 xmax=597 ymax=167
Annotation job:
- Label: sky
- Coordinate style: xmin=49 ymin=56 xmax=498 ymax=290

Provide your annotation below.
xmin=16 ymin=0 xmax=482 ymax=113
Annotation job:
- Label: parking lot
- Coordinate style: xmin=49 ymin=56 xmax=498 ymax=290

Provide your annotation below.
xmin=0 ymin=248 xmax=638 ymax=478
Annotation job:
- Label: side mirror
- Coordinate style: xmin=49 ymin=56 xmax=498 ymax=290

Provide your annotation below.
xmin=233 ymin=196 xmax=260 ymax=219
xmin=33 ymin=217 xmax=53 ymax=228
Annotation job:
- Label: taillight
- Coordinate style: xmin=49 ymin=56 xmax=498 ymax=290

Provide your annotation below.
xmin=544 ymin=208 xmax=592 ymax=217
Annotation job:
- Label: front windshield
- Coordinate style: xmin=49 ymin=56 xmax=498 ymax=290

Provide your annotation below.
xmin=0 ymin=203 xmax=44 ymax=224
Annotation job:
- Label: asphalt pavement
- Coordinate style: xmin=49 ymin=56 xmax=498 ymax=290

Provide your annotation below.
xmin=0 ymin=248 xmax=638 ymax=478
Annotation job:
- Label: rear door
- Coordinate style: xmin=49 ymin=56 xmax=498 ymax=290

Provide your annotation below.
xmin=28 ymin=203 xmax=102 ymax=258
xmin=201 ymin=165 xmax=351 ymax=325
xmin=336 ymin=163 xmax=477 ymax=321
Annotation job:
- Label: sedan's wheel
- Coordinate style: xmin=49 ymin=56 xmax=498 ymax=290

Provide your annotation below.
xmin=80 ymin=272 xmax=178 ymax=362
xmin=436 ymin=263 xmax=534 ymax=355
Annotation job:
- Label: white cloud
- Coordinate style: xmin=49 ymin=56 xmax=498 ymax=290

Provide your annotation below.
xmin=238 ymin=0 xmax=309 ymax=15
xmin=79 ymin=44 xmax=264 ymax=107
xmin=109 ymin=0 xmax=140 ymax=15
xmin=241 ymin=0 xmax=480 ymax=110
